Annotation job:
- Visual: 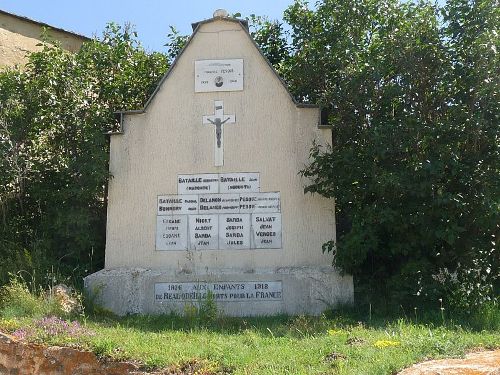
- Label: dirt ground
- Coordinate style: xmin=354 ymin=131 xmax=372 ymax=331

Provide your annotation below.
xmin=398 ymin=349 xmax=500 ymax=375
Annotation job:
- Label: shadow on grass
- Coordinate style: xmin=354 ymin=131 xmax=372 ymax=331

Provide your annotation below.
xmin=85 ymin=302 xmax=499 ymax=337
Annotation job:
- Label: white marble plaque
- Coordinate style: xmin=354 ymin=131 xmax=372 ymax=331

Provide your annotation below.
xmin=198 ymin=193 xmax=240 ymax=214
xmin=188 ymin=215 xmax=219 ymax=250
xmin=251 ymin=213 xmax=282 ymax=249
xmin=156 ymin=215 xmax=188 ymax=250
xmin=219 ymin=213 xmax=251 ymax=249
xmin=155 ymin=281 xmax=282 ymax=302
xmin=219 ymin=173 xmax=260 ymax=193
xmin=195 ymin=59 xmax=243 ymax=92
xmin=157 ymin=195 xmax=198 ymax=215
xmin=239 ymin=192 xmax=281 ymax=213
xmin=178 ymin=174 xmax=219 ymax=194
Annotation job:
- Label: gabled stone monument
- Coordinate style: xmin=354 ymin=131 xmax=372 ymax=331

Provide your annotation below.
xmin=84 ymin=10 xmax=353 ymax=316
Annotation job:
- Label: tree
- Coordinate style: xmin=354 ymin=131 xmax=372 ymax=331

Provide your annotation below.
xmin=0 ymin=24 xmax=169 ymax=287
xmin=289 ymin=0 xmax=498 ymax=309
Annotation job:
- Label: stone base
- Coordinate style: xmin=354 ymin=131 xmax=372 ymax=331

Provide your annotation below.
xmin=84 ymin=267 xmax=353 ymax=316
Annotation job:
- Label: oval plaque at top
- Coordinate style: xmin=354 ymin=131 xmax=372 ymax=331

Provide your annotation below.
xmin=195 ymin=59 xmax=244 ymax=92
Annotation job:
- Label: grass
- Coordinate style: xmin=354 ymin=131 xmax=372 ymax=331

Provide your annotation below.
xmin=0 ymin=280 xmax=498 ymax=374
xmin=1 ymin=312 xmax=499 ymax=374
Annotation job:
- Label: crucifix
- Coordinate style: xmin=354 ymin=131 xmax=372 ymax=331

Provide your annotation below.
xmin=202 ymin=100 xmax=236 ymax=166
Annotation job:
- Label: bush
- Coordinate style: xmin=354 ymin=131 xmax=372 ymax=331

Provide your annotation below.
xmin=294 ymin=0 xmax=499 ymax=310
xmin=0 ymin=24 xmax=169 ymax=290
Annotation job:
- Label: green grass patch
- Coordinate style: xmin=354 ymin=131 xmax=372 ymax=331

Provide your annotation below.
xmin=1 ymin=311 xmax=498 ymax=374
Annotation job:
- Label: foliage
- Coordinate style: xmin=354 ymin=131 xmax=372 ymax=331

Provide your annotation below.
xmin=290 ymin=0 xmax=499 ymax=309
xmin=247 ymin=15 xmax=290 ymax=69
xmin=164 ymin=26 xmax=189 ymax=63
xmin=198 ymin=290 xmax=219 ymax=323
xmin=0 ymin=24 xmax=169 ymax=288
xmin=182 ymin=291 xmax=219 ymax=327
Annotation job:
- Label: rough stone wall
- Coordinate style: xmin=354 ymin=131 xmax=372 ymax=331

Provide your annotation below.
xmin=0 ymin=12 xmax=86 ymax=68
xmin=0 ymin=332 xmax=142 ymax=375
xmin=0 ymin=27 xmax=43 ymax=67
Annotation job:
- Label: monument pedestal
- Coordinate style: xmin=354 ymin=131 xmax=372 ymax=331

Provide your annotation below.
xmin=84 ymin=267 xmax=353 ymax=316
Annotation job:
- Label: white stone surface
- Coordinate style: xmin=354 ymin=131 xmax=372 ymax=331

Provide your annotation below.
xmin=240 ymin=192 xmax=280 ymax=213
xmin=218 ymin=213 xmax=251 ymax=250
xmin=85 ymin=267 xmax=353 ymax=316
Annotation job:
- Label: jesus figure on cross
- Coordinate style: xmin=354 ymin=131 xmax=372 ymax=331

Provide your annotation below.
xmin=205 ymin=116 xmax=231 ymax=148
xmin=202 ymin=100 xmax=236 ymax=166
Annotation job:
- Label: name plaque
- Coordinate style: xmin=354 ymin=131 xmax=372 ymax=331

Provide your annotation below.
xmin=178 ymin=173 xmax=260 ymax=194
xmin=239 ymin=192 xmax=281 ymax=213
xmin=199 ymin=193 xmax=240 ymax=214
xmin=188 ymin=215 xmax=219 ymax=250
xmin=219 ymin=213 xmax=251 ymax=249
xmin=155 ymin=281 xmax=282 ymax=302
xmin=252 ymin=213 xmax=282 ymax=249
xmin=156 ymin=213 xmax=282 ymax=250
xmin=157 ymin=195 xmax=198 ymax=215
xmin=195 ymin=59 xmax=244 ymax=92
xmin=178 ymin=174 xmax=219 ymax=194
xmin=219 ymin=172 xmax=259 ymax=193
xmin=156 ymin=172 xmax=282 ymax=251
xmin=156 ymin=215 xmax=188 ymax=250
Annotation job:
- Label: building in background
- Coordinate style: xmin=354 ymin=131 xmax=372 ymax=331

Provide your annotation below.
xmin=0 ymin=9 xmax=89 ymax=68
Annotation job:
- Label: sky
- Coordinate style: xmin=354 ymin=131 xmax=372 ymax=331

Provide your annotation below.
xmin=1 ymin=1 xmax=295 ymax=52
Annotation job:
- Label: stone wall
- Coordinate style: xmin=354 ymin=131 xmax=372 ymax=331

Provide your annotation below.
xmin=0 ymin=11 xmax=87 ymax=68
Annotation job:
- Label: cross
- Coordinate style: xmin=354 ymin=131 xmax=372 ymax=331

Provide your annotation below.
xmin=202 ymin=100 xmax=236 ymax=166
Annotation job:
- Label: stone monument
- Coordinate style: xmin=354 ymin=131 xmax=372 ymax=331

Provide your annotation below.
xmin=84 ymin=10 xmax=353 ymax=316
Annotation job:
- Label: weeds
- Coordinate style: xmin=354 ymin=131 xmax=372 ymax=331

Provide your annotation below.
xmin=0 ymin=275 xmax=82 ymax=319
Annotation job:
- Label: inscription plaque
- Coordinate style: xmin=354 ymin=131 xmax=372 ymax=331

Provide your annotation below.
xmin=188 ymin=215 xmax=219 ymax=250
xmin=178 ymin=173 xmax=260 ymax=194
xmin=239 ymin=192 xmax=281 ymax=213
xmin=198 ymin=193 xmax=240 ymax=214
xmin=219 ymin=172 xmax=260 ymax=193
xmin=195 ymin=59 xmax=243 ymax=92
xmin=252 ymin=213 xmax=282 ymax=249
xmin=157 ymin=195 xmax=198 ymax=215
xmin=156 ymin=215 xmax=188 ymax=250
xmin=219 ymin=213 xmax=251 ymax=249
xmin=178 ymin=174 xmax=219 ymax=194
xmin=155 ymin=281 xmax=282 ymax=302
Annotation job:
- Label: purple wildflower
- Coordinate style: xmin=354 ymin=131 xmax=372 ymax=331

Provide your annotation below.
xmin=12 ymin=328 xmax=33 ymax=340
xmin=33 ymin=316 xmax=93 ymax=338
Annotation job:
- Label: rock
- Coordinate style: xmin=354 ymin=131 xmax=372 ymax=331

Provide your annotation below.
xmin=398 ymin=349 xmax=500 ymax=375
xmin=0 ymin=331 xmax=143 ymax=374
